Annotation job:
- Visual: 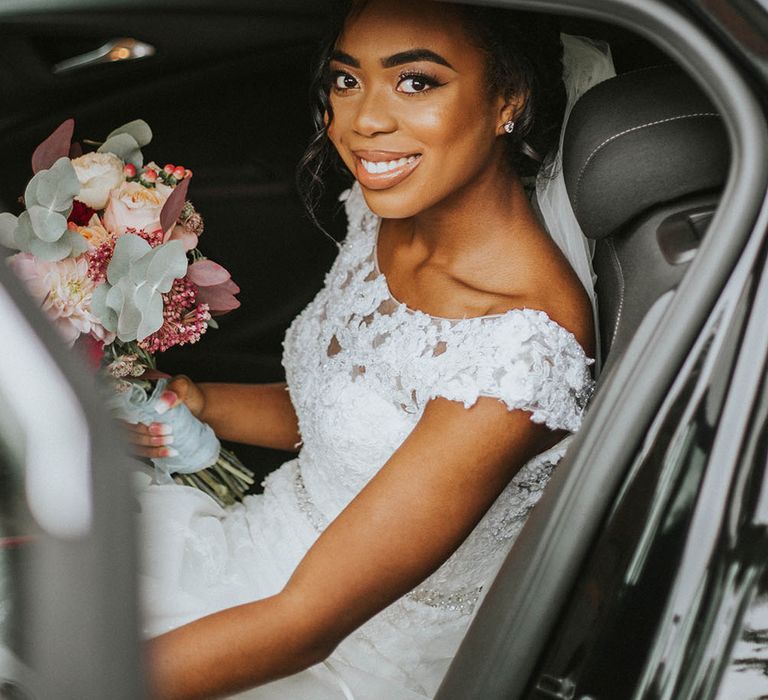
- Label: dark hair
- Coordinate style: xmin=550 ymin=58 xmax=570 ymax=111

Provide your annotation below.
xmin=296 ymin=2 xmax=565 ymax=226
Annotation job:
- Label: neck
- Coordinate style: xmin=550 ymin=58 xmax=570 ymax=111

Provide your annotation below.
xmin=394 ymin=158 xmax=535 ymax=267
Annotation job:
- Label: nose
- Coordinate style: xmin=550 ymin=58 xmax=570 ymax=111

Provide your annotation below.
xmin=352 ymin=85 xmax=397 ymax=137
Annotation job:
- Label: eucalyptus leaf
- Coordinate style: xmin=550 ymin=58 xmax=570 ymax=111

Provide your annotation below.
xmin=106 ymin=234 xmax=152 ymax=285
xmin=65 ymin=229 xmax=88 ymax=257
xmin=98 ymin=133 xmax=143 ymax=168
xmin=0 ymin=213 xmax=19 ymax=249
xmin=135 ymin=287 xmax=164 ymax=341
xmin=27 ymin=231 xmax=72 ymax=262
xmin=28 ymin=205 xmax=67 ymax=243
xmin=91 ymin=284 xmax=117 ymax=332
xmin=26 ymin=158 xmax=79 ymax=211
xmin=23 ymin=175 xmax=40 ymax=209
xmin=97 ymin=235 xmax=186 ymax=342
xmin=14 ymin=212 xmax=36 ymax=251
xmin=114 ymin=279 xmax=145 ymax=341
xmin=143 ymin=240 xmax=187 ymax=294
xmin=18 ymin=211 xmax=86 ymax=260
xmin=106 ymin=119 xmax=152 ymax=148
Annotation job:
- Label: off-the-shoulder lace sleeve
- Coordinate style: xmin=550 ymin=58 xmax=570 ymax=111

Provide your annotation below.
xmin=416 ymin=309 xmax=595 ymax=432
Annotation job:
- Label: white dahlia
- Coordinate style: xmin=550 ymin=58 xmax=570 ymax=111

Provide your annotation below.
xmin=8 ymin=253 xmax=115 ymax=345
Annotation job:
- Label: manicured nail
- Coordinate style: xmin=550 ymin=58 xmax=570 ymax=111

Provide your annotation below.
xmin=155 ymin=391 xmax=178 ymax=415
xmin=162 ymin=447 xmax=179 ymax=458
xmin=151 ymin=436 xmax=174 ymax=446
xmin=149 ymin=422 xmax=172 ymax=436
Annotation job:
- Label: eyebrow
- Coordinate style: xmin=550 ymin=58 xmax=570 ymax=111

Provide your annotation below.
xmin=382 ymin=49 xmax=455 ymax=70
xmin=330 ymin=48 xmax=455 ymax=71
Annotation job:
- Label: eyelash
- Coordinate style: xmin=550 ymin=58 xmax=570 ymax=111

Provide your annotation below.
xmin=330 ymin=70 xmax=359 ymax=93
xmin=329 ymin=69 xmax=444 ymax=95
xmin=397 ymin=70 xmax=443 ymax=95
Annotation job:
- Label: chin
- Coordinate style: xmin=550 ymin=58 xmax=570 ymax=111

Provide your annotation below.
xmin=357 ymin=183 xmax=434 ymax=220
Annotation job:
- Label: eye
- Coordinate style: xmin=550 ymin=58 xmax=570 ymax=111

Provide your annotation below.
xmin=397 ymin=72 xmax=441 ymax=94
xmin=332 ymin=71 xmax=360 ymax=91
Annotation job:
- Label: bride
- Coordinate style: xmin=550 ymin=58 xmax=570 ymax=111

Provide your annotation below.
xmin=129 ymin=1 xmax=609 ymax=697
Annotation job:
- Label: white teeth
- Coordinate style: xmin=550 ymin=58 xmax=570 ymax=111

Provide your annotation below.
xmin=360 ymin=156 xmax=419 ymax=174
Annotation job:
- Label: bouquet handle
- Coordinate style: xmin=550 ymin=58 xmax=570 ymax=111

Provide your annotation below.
xmin=108 ymin=379 xmax=220 ymax=483
xmin=108 ymin=379 xmax=255 ymax=505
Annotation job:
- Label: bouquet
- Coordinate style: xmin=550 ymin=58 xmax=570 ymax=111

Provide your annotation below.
xmin=0 ymin=118 xmax=254 ymax=506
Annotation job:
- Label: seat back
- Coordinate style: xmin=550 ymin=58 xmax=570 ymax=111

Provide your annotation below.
xmin=562 ymin=65 xmax=729 ymax=375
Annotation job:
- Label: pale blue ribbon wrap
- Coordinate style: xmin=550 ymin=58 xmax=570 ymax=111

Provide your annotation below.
xmin=108 ymin=378 xmax=220 ymax=484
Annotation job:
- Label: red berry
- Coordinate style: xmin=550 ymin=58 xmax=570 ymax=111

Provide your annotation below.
xmin=184 ymin=169 xmax=193 ymax=179
xmin=173 ymin=166 xmax=186 ymax=180
xmin=124 ymin=164 xmax=136 ymax=177
xmin=163 ymin=164 xmax=175 ymax=175
xmin=143 ymin=169 xmax=158 ymax=182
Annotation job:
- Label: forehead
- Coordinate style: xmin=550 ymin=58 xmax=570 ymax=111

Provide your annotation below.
xmin=336 ymin=0 xmax=479 ymax=65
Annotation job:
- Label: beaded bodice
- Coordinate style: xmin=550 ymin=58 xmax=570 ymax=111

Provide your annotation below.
xmin=281 ymin=184 xmax=595 ymax=612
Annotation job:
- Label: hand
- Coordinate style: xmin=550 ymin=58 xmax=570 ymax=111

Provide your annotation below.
xmin=122 ymin=375 xmax=206 ymax=460
xmin=158 ymin=375 xmax=206 ymax=419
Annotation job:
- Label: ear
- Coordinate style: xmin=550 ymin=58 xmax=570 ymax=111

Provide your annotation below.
xmin=495 ymin=93 xmax=526 ymax=136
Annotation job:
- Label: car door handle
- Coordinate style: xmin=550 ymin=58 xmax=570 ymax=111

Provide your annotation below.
xmin=53 ymin=37 xmax=155 ymax=74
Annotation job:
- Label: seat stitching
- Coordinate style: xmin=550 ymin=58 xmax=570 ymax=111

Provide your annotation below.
xmin=615 ymin=63 xmax=675 ymax=79
xmin=606 ymin=238 xmax=625 ymax=353
xmin=573 ymin=112 xmax=721 ymax=217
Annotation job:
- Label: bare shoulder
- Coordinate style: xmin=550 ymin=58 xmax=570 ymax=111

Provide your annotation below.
xmin=451 ymin=229 xmax=596 ymax=358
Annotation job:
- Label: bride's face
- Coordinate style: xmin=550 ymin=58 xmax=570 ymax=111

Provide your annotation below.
xmin=327 ymin=0 xmax=514 ymax=219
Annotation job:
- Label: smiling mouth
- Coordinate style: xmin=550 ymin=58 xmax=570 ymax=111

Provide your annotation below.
xmin=360 ymin=155 xmax=419 ymax=174
xmin=353 ymin=152 xmax=422 ymax=190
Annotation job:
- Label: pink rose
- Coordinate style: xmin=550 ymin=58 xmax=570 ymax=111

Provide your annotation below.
xmin=103 ymin=181 xmax=173 ymax=237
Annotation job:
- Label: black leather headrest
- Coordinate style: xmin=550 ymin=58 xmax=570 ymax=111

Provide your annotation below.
xmin=562 ymin=65 xmax=729 ymax=240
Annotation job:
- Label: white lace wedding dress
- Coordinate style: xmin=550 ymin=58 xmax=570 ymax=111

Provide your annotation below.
xmin=137 ymin=183 xmax=596 ymax=699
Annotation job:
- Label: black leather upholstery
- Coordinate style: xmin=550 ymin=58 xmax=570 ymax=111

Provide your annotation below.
xmin=562 ymin=65 xmax=730 ymax=368
xmin=563 ymin=65 xmax=729 ymax=241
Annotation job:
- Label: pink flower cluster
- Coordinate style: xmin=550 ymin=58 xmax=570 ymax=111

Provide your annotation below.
xmin=87 ymin=239 xmax=116 ymax=283
xmin=138 ymin=278 xmax=211 ymax=354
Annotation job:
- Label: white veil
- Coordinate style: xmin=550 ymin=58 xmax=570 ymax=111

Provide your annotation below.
xmin=535 ymin=34 xmax=616 ymax=376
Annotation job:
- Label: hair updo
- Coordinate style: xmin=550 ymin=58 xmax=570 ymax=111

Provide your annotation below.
xmin=296 ymin=1 xmax=566 ymax=226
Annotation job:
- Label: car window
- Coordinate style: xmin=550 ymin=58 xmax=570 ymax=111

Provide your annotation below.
xmin=526 ymin=266 xmax=760 ymax=700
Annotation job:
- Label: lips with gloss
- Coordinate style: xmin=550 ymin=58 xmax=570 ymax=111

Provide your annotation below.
xmin=353 ymin=151 xmax=422 ymax=190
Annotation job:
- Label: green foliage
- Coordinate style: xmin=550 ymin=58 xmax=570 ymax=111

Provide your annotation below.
xmin=98 ymin=119 xmax=153 ymax=168
xmin=13 ymin=157 xmax=84 ymax=261
xmin=91 ymin=233 xmax=187 ymax=342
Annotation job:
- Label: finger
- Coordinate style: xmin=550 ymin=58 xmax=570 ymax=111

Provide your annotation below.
xmin=155 ymin=390 xmax=180 ymax=415
xmin=131 ymin=433 xmax=175 ymax=448
xmin=121 ymin=421 xmax=173 ymax=437
xmin=132 ymin=446 xmax=179 ymax=459
xmin=167 ymin=376 xmax=190 ymax=397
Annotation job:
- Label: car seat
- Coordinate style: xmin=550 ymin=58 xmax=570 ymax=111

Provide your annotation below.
xmin=562 ymin=64 xmax=729 ymax=379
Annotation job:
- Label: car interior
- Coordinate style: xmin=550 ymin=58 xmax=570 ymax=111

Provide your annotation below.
xmin=1 ymin=1 xmax=761 ymax=698
xmin=0 ymin=8 xmax=723 ymax=483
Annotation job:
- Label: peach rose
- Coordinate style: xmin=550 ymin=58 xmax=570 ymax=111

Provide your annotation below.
xmin=74 ymin=213 xmax=111 ymax=248
xmin=103 ymin=180 xmax=173 ymax=237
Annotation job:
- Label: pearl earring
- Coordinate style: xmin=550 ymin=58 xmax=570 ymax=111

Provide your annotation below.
xmin=503 ymin=120 xmax=515 ymax=134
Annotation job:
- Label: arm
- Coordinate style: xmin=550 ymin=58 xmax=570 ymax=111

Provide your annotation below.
xmin=146 ymin=396 xmax=566 ymax=700
xmin=197 ymin=381 xmax=300 ymax=451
